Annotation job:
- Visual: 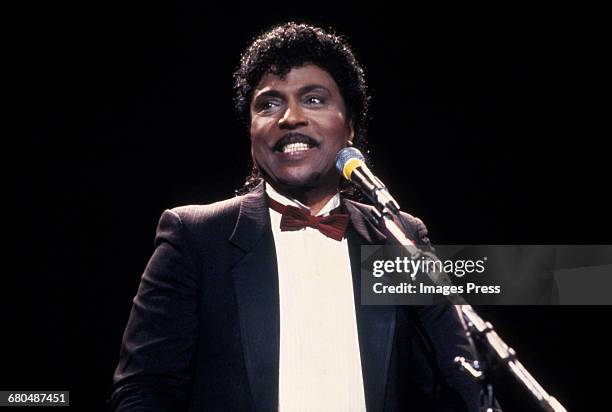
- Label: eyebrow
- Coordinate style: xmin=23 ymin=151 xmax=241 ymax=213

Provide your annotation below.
xmin=253 ymin=84 xmax=332 ymax=101
xmin=299 ymin=84 xmax=331 ymax=95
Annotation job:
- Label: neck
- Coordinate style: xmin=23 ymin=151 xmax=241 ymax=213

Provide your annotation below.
xmin=269 ymin=180 xmax=339 ymax=216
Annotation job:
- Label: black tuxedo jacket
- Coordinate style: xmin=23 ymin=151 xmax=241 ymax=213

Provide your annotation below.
xmin=110 ymin=183 xmax=481 ymax=411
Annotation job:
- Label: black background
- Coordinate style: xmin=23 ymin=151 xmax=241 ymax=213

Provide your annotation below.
xmin=8 ymin=2 xmax=610 ymax=411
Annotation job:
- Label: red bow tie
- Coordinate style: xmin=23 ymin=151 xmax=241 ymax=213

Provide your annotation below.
xmin=267 ymin=196 xmax=349 ymax=241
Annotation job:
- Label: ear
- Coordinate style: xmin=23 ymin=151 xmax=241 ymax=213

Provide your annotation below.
xmin=347 ymin=119 xmax=355 ymax=146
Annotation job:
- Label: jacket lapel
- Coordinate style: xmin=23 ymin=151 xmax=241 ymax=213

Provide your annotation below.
xmin=345 ymin=199 xmax=398 ymax=412
xmin=229 ymin=183 xmax=280 ymax=412
xmin=343 ymin=199 xmax=388 ymax=244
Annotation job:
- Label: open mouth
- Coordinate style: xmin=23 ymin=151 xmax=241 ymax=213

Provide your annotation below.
xmin=273 ymin=133 xmax=319 ymax=154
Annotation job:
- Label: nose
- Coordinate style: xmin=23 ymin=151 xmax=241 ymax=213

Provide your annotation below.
xmin=278 ymin=100 xmax=308 ymax=129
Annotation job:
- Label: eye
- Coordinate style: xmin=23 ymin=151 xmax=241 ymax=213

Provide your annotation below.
xmin=256 ymin=99 xmax=281 ymax=113
xmin=304 ymin=95 xmax=325 ymax=105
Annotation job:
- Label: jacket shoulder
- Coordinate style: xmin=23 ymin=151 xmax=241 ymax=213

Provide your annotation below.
xmin=154 ymin=195 xmax=244 ymax=249
xmin=169 ymin=195 xmax=242 ymax=227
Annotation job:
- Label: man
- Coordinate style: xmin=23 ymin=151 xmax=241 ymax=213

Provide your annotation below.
xmin=110 ymin=22 xmax=483 ymax=411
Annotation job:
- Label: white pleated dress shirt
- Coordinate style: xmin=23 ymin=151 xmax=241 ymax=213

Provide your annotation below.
xmin=266 ymin=184 xmax=367 ymax=412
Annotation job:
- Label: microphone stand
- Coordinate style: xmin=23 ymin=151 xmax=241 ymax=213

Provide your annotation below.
xmin=365 ymin=206 xmax=568 ymax=412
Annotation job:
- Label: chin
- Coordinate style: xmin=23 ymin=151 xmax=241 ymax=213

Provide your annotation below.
xmin=278 ymin=176 xmax=320 ymax=190
xmin=272 ymin=171 xmax=323 ymax=191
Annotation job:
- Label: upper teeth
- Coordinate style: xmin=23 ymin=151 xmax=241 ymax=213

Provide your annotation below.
xmin=282 ymin=142 xmax=310 ymax=153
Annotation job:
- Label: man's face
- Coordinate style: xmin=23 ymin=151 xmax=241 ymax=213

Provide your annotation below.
xmin=249 ymin=64 xmax=354 ymax=192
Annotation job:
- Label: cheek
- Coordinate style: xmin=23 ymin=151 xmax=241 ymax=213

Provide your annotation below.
xmin=323 ymin=113 xmax=352 ymax=145
xmin=249 ymin=120 xmax=266 ymax=151
xmin=249 ymin=118 xmax=274 ymax=166
xmin=249 ymin=116 xmax=275 ymax=141
xmin=249 ymin=118 xmax=260 ymax=141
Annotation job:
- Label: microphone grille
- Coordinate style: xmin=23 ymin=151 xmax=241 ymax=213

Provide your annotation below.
xmin=335 ymin=147 xmax=365 ymax=175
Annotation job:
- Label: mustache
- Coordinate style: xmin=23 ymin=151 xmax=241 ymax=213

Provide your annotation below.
xmin=273 ymin=132 xmax=319 ymax=151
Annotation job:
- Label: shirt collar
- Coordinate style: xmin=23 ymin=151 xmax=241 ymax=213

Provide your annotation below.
xmin=265 ymin=182 xmax=341 ymax=217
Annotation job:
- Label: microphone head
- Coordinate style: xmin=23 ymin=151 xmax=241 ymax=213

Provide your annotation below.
xmin=335 ymin=147 xmax=366 ymax=181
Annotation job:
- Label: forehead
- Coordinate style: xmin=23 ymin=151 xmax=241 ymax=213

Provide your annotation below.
xmin=253 ymin=64 xmax=341 ymax=95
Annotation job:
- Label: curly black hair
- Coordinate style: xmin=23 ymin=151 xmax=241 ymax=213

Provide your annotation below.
xmin=233 ymin=22 xmax=370 ymax=195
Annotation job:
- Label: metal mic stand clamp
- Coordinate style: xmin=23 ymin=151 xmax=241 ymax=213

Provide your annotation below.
xmin=454 ymin=335 xmax=500 ymax=412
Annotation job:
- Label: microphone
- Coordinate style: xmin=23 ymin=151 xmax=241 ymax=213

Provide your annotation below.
xmin=335 ymin=147 xmax=401 ymax=215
